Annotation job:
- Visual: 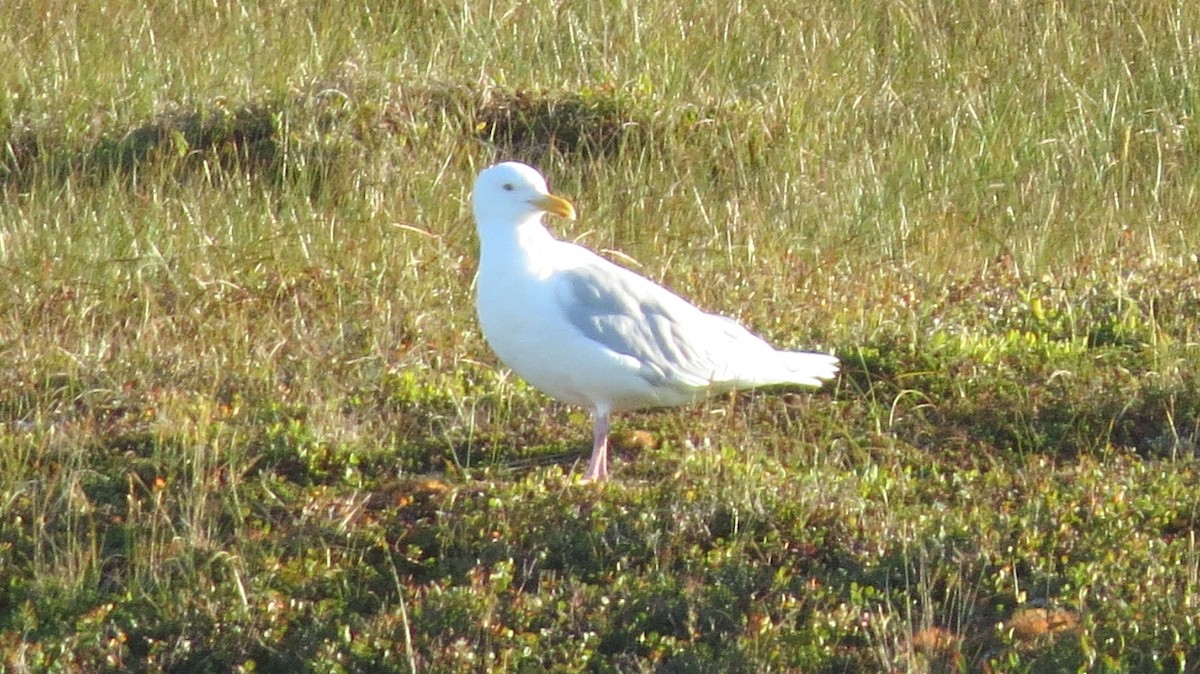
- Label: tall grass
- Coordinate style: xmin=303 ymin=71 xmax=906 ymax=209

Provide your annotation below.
xmin=2 ymin=0 xmax=1199 ymax=671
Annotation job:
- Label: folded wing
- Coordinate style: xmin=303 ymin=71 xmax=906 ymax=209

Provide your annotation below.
xmin=555 ymin=260 xmax=837 ymax=397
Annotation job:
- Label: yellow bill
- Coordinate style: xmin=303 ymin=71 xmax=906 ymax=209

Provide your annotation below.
xmin=532 ymin=193 xmax=577 ymax=221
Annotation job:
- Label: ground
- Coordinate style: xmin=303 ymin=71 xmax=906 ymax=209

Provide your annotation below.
xmin=1 ymin=1 xmax=1199 ymax=672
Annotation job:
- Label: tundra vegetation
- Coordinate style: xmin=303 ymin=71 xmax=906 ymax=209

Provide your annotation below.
xmin=1 ymin=1 xmax=1198 ymax=672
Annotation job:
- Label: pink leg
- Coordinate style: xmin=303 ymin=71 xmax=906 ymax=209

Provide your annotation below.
xmin=583 ymin=411 xmax=610 ymax=482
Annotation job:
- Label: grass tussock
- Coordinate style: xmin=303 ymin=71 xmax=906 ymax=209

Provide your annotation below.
xmin=2 ymin=103 xmax=281 ymax=190
xmin=2 ymin=0 xmax=1200 ymax=672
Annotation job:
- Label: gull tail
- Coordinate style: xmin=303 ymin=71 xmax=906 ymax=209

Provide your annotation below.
xmin=769 ymin=350 xmax=840 ymax=387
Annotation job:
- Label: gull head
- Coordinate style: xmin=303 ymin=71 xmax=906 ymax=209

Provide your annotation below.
xmin=472 ymin=161 xmax=576 ymax=229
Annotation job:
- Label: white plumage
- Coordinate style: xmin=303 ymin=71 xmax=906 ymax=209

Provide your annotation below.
xmin=472 ymin=161 xmax=838 ymax=481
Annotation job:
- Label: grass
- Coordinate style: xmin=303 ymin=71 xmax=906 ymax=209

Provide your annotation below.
xmin=2 ymin=0 xmax=1200 ymax=671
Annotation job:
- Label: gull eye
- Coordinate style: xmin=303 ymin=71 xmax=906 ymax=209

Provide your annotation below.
xmin=502 ymin=183 xmax=514 ymax=191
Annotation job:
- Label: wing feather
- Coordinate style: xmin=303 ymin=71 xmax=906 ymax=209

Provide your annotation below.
xmin=556 ymin=263 xmax=763 ymax=392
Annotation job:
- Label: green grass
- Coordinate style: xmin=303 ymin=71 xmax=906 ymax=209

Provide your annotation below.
xmin=2 ymin=0 xmax=1200 ymax=671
